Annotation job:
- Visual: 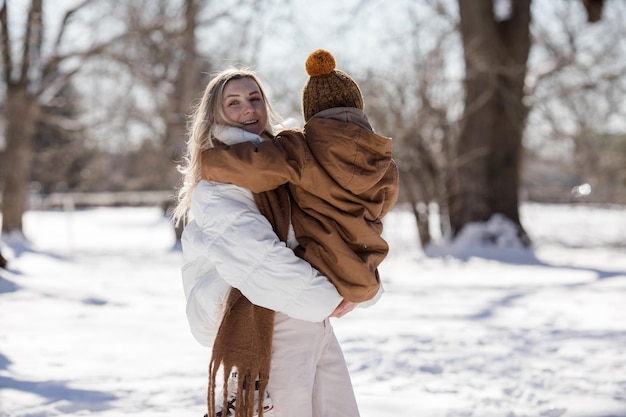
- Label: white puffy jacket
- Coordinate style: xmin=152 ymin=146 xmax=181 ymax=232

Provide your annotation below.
xmin=181 ymin=128 xmax=343 ymax=347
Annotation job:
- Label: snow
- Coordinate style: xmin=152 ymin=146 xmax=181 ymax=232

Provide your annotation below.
xmin=1 ymin=203 xmax=625 ymax=417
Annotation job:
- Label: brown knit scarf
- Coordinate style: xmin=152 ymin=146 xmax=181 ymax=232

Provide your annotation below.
xmin=207 ymin=184 xmax=291 ymax=417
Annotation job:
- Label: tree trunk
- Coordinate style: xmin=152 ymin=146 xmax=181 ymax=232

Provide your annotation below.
xmin=400 ymin=172 xmax=431 ymax=248
xmin=165 ymin=0 xmax=200 ymax=168
xmin=166 ymin=0 xmax=203 ymax=241
xmin=451 ymin=0 xmax=531 ymax=243
xmin=1 ymin=84 xmax=40 ymax=235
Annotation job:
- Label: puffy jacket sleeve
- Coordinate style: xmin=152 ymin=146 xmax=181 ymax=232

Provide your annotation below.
xmin=191 ymin=181 xmax=342 ymax=322
xmin=201 ymin=132 xmax=306 ymax=193
xmin=181 ymin=254 xmax=231 ymax=347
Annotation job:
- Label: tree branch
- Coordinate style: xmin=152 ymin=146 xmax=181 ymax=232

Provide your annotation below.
xmin=196 ymin=9 xmax=230 ymax=27
xmin=38 ymin=65 xmax=81 ymax=105
xmin=38 ymin=111 xmax=85 ymax=132
xmin=19 ymin=0 xmax=42 ymax=85
xmin=43 ymin=15 xmax=176 ymax=86
xmin=0 ymin=0 xmax=12 ymax=84
xmin=53 ymin=0 xmax=94 ymax=52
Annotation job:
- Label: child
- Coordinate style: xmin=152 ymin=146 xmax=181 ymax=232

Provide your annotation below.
xmin=201 ymin=49 xmax=399 ymax=305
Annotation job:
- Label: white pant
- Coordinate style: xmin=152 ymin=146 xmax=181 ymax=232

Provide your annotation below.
xmin=267 ymin=313 xmax=360 ymax=417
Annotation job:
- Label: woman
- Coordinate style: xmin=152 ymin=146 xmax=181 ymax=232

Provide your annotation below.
xmin=172 ymin=68 xmax=360 ymax=417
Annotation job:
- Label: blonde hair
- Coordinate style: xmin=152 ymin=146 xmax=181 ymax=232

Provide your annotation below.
xmin=172 ymin=68 xmax=284 ymax=226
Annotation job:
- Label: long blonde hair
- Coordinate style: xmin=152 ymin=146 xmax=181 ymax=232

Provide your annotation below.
xmin=172 ymin=68 xmax=284 ymax=226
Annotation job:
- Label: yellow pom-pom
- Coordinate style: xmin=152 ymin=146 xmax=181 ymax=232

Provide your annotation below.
xmin=305 ymin=49 xmax=336 ymax=77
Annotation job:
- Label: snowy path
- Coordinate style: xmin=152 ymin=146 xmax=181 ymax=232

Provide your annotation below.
xmin=1 ymin=204 xmax=625 ymax=417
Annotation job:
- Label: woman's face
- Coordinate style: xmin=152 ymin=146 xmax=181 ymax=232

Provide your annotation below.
xmin=222 ymin=77 xmax=268 ymax=136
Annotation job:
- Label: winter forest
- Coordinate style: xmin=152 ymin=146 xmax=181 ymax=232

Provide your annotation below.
xmin=1 ymin=0 xmax=626 ymax=416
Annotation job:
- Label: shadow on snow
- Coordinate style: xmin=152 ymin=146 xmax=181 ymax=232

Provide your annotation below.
xmin=0 ymin=373 xmax=117 ymax=411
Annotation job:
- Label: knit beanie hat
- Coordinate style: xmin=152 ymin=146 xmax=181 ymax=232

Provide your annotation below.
xmin=302 ymin=49 xmax=364 ymax=122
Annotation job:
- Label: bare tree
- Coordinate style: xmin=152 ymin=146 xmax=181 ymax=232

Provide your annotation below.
xmin=363 ymin=3 xmax=460 ymax=247
xmin=0 ymin=0 xmax=108 ymax=237
xmin=449 ymin=0 xmax=608 ymax=246
xmin=95 ymin=0 xmax=208 ymax=240
xmin=450 ymin=0 xmax=532 ymax=244
xmin=97 ymin=0 xmax=274 ymax=240
xmin=1 ymin=0 xmax=44 ymax=236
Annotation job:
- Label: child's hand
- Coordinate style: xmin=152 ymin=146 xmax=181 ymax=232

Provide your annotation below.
xmin=330 ymin=299 xmax=357 ymax=318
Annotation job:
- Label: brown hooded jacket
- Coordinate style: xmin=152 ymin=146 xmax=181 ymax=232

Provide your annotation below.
xmin=202 ymin=107 xmax=399 ymax=303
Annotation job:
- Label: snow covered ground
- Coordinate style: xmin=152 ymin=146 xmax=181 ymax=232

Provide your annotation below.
xmin=1 ymin=203 xmax=625 ymax=417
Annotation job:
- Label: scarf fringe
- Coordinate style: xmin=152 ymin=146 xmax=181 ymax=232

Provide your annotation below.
xmin=207 ymin=289 xmax=275 ymax=417
xmin=207 ymin=359 xmax=272 ymax=417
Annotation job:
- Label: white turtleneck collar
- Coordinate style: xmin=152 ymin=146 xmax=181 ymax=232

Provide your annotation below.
xmin=213 ymin=125 xmax=263 ymax=146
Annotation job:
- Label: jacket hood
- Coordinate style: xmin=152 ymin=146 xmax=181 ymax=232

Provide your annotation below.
xmin=304 ymin=108 xmax=393 ymax=195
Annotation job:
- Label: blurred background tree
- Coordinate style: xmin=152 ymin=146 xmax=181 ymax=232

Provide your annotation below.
xmin=451 ymin=0 xmax=532 ymax=244
xmin=0 ymin=0 xmax=624 ymax=256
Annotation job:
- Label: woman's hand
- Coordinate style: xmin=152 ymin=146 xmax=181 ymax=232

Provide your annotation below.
xmin=330 ymin=299 xmax=357 ymax=318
